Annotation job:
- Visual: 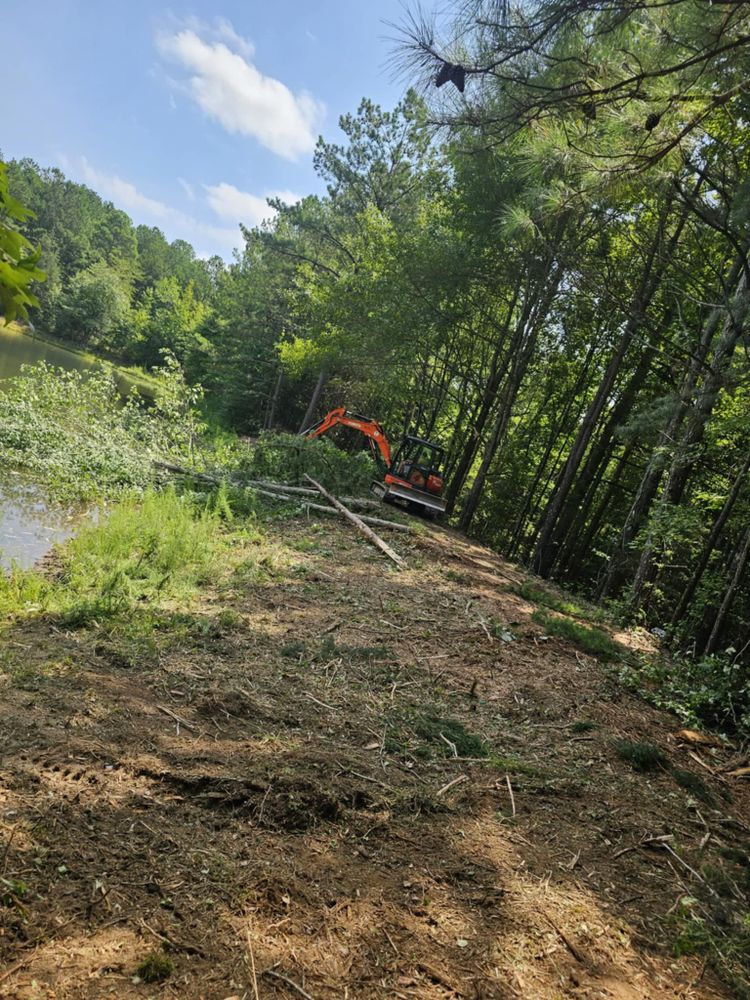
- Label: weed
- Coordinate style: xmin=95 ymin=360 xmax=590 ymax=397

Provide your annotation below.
xmin=614 ymin=738 xmax=669 ymax=772
xmin=1 ymin=878 xmax=28 ymax=906
xmin=532 ymin=610 xmax=620 ymax=661
xmin=569 ymin=720 xmax=597 ymax=733
xmin=411 ymin=712 xmax=488 ymax=758
xmin=672 ymin=768 xmax=715 ymax=805
xmin=135 ymin=952 xmax=174 ymax=983
xmin=520 ymin=581 xmax=582 ymax=616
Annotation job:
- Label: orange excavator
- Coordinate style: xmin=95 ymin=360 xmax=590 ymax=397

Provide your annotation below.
xmin=302 ymin=407 xmax=447 ymax=516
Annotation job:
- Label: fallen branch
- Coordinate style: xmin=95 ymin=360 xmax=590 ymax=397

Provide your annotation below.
xmin=157 ymin=704 xmax=198 ymax=732
xmin=263 ymin=967 xmax=315 ymax=1000
xmin=303 ymin=475 xmax=406 ymax=568
xmin=253 ymin=487 xmax=410 ymax=532
xmin=436 ymin=774 xmax=468 ymax=797
xmin=247 ymin=480 xmax=381 ymax=509
xmin=152 ymin=459 xmax=217 ymax=484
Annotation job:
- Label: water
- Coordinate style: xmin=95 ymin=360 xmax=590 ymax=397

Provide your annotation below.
xmin=0 ymin=325 xmax=104 ymax=569
xmin=0 ymin=474 xmax=82 ymax=570
xmin=0 ymin=323 xmax=97 ymax=380
xmin=0 ymin=322 xmax=142 ymax=395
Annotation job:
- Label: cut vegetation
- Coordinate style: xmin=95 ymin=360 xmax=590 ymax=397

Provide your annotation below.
xmin=1 ymin=493 xmax=748 ymax=998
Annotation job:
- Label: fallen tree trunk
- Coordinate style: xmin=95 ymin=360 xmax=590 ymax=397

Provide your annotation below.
xmin=152 ymin=461 xmax=408 ymax=535
xmin=303 ymin=475 xmax=406 ymax=568
xmin=247 ymin=480 xmax=381 ymax=510
xmin=253 ymin=487 xmax=410 ymax=533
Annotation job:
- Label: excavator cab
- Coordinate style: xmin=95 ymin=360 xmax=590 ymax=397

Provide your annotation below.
xmin=389 ymin=437 xmax=445 ymax=496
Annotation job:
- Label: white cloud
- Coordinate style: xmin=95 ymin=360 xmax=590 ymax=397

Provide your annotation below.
xmin=77 ymin=157 xmax=171 ymax=219
xmin=178 ymin=177 xmax=196 ymax=202
xmin=59 ymin=155 xmax=241 ymax=259
xmin=157 ymin=23 xmax=325 ymax=159
xmin=205 ymin=182 xmax=300 ymax=227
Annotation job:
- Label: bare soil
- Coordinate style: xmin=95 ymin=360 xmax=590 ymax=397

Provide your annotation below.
xmin=1 ymin=517 xmax=749 ymax=998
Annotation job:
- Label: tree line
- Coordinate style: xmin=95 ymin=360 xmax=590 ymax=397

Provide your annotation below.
xmin=6 ymin=0 xmax=750 ymax=704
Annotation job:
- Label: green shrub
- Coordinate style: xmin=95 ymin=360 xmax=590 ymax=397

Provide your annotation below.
xmin=532 ymin=610 xmax=620 ymax=660
xmin=0 ymin=358 xmax=203 ymax=502
xmin=623 ymin=653 xmax=750 ymax=739
xmin=237 ymin=432 xmax=375 ymax=496
xmin=614 ymin=738 xmax=669 ymax=772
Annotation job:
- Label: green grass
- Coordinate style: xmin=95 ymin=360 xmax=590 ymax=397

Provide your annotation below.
xmin=614 ymin=738 xmax=669 ymax=772
xmin=135 ymin=952 xmax=173 ymax=983
xmin=0 ymin=488 xmax=274 ymax=625
xmin=58 ymin=488 xmax=227 ymax=610
xmin=411 ymin=712 xmax=488 ymax=758
xmin=520 ymin=581 xmax=583 ymax=616
xmin=532 ymin=610 xmax=620 ymax=661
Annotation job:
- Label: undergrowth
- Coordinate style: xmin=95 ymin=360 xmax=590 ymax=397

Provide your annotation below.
xmin=619 ymin=653 xmax=750 ymax=740
xmin=532 ymin=610 xmax=621 ymax=661
xmin=0 ymin=357 xmax=203 ymax=502
xmin=0 ymin=486 xmax=285 ymax=625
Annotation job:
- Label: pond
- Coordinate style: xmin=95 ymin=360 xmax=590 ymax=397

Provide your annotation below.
xmin=0 ymin=322 xmax=143 ymax=395
xmin=0 ymin=325 xmax=110 ymax=569
xmin=0 ymin=474 xmax=83 ymax=570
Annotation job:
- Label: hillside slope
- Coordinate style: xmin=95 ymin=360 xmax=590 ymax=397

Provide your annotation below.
xmin=1 ymin=516 xmax=748 ymax=998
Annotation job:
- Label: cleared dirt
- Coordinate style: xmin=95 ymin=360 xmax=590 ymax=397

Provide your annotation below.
xmin=1 ymin=517 xmax=749 ymax=998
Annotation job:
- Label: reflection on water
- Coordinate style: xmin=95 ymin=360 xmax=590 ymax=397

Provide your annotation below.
xmin=0 ymin=323 xmax=147 ymax=396
xmin=0 ymin=474 xmax=84 ymax=570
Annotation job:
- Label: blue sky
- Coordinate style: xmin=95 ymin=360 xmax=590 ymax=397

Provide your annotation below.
xmin=1 ymin=1 xmax=411 ymax=259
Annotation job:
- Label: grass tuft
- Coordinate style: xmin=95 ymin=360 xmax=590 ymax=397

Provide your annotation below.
xmin=135 ymin=952 xmax=173 ymax=983
xmin=614 ymin=738 xmax=669 ymax=772
xmin=532 ymin=610 xmax=620 ymax=660
xmin=672 ymin=768 xmax=715 ymax=805
xmin=412 ymin=713 xmax=488 ymax=758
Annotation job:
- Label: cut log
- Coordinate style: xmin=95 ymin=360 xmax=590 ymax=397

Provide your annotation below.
xmin=246 ymin=480 xmax=382 ymax=510
xmin=303 ymin=474 xmax=406 ymax=568
xmin=252 ymin=487 xmax=410 ymax=533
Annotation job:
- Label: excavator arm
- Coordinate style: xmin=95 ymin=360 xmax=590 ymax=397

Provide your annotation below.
xmin=302 ymin=407 xmax=392 ymax=468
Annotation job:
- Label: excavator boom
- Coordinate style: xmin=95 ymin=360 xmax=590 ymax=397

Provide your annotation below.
xmin=302 ymin=407 xmax=392 ymax=468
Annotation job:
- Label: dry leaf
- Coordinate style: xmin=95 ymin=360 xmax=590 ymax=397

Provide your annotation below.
xmin=674 ymin=729 xmax=719 ymax=747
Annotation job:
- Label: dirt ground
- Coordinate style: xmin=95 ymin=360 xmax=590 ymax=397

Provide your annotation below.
xmin=1 ymin=515 xmax=749 ymax=999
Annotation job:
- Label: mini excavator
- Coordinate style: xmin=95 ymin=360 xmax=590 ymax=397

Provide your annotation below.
xmin=302 ymin=407 xmax=447 ymax=516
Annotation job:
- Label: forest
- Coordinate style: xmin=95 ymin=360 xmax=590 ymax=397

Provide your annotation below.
xmin=3 ymin=0 xmax=750 ymax=722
